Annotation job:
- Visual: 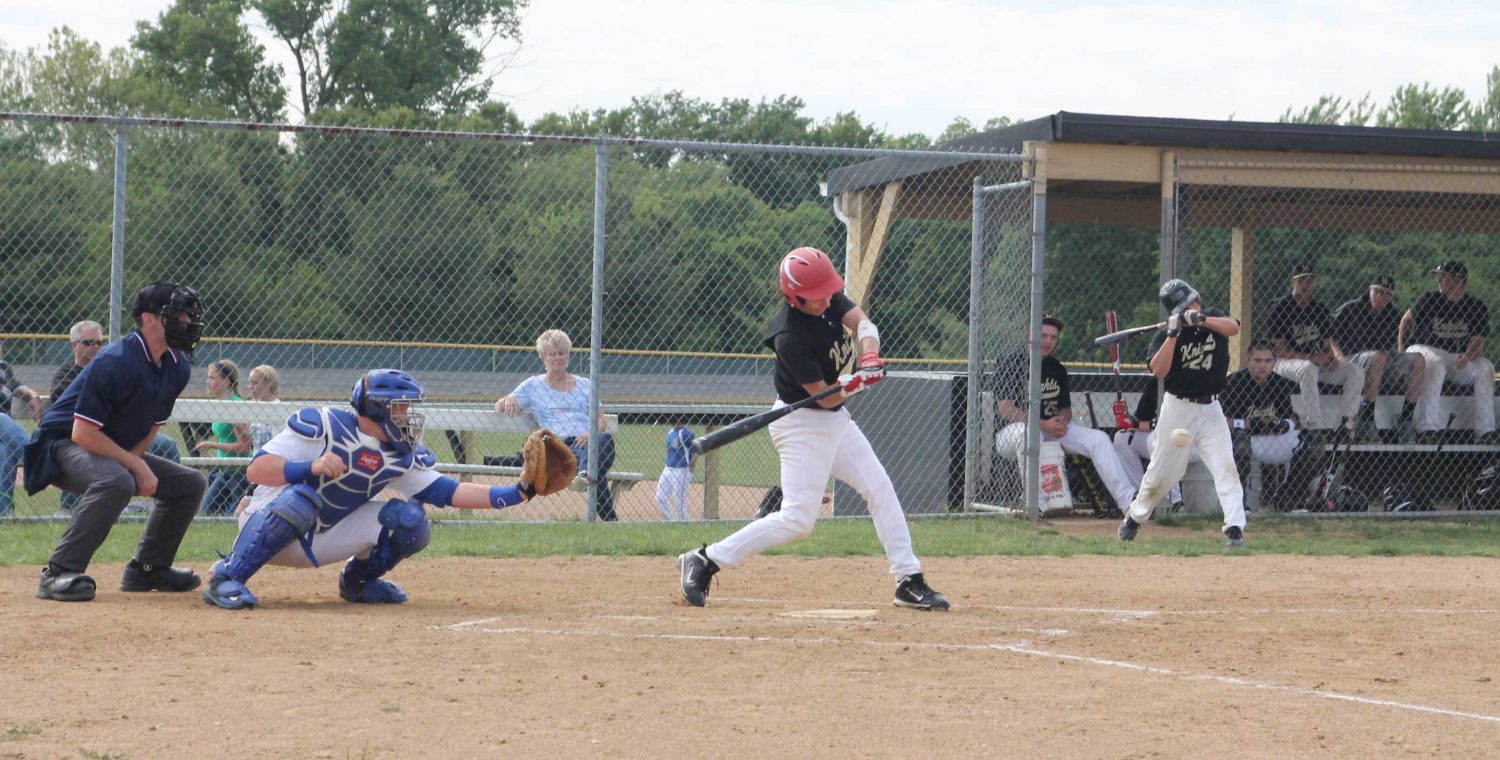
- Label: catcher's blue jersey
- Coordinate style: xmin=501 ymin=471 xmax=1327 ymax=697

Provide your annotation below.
xmin=250 ymin=406 xmax=441 ymax=529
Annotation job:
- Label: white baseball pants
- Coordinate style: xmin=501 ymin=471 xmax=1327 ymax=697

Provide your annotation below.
xmin=1249 ymin=428 xmax=1300 ymax=465
xmin=706 ymin=402 xmax=921 ymax=578
xmin=1275 ymin=358 xmax=1365 ymax=430
xmin=997 ymin=422 xmax=1142 ymax=508
xmin=1124 ymin=395 xmax=1245 ymax=531
xmin=1404 ymin=345 xmax=1496 ymax=434
xmin=1111 ymin=428 xmax=1184 ymax=507
xmin=656 ymin=466 xmax=691 ymax=521
xmin=239 ymin=498 xmax=384 ymax=568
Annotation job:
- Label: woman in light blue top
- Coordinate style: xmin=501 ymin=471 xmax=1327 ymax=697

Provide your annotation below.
xmin=496 ymin=329 xmax=617 ymax=520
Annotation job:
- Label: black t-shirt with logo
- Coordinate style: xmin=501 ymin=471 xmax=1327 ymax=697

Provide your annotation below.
xmin=1409 ymin=290 xmax=1490 ymax=353
xmin=993 ymin=352 xmax=1071 ymax=421
xmin=1220 ymin=369 xmax=1297 ymax=425
xmin=1331 ymin=297 xmax=1399 ymax=355
xmin=1147 ymin=307 xmax=1232 ymax=397
xmin=766 ymin=292 xmax=856 ymax=408
xmin=1264 ymin=295 xmax=1331 ymax=354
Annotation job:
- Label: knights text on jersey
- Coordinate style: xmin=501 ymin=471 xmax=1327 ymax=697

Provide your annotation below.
xmin=1148 ymin=307 xmax=1232 ymax=397
xmin=1220 ymin=370 xmax=1297 ymax=423
xmin=765 ymin=292 xmax=856 ymax=406
xmin=248 ymin=406 xmax=441 ymax=530
xmin=1409 ymin=290 xmax=1490 ymax=353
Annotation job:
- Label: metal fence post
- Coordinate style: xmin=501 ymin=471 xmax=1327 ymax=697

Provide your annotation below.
xmin=1025 ymin=175 xmax=1047 ymax=518
xmin=965 ymin=177 xmax=985 ymax=512
xmin=109 ymin=116 xmax=130 ymax=341
xmin=587 ymin=139 xmax=608 ymax=522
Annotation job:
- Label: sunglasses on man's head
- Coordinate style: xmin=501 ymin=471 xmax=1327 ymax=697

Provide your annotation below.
xmin=78 ymin=339 xmax=105 ymax=346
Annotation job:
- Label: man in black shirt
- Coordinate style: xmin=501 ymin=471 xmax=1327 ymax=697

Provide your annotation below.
xmin=1331 ymin=274 xmax=1424 ymax=443
xmin=1118 ymin=279 xmax=1246 ymax=548
xmin=1220 ymin=340 xmax=1316 ymax=510
xmin=1398 ymin=260 xmax=1495 ymax=443
xmin=995 ymin=315 xmax=1143 ymax=512
xmin=1263 ymin=261 xmax=1364 ymax=438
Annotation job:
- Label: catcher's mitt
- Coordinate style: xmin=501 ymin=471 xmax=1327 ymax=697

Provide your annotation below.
xmin=521 ymin=428 xmax=577 ymax=497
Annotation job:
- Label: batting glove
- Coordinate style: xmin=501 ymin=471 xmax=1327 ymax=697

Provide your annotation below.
xmin=1182 ymin=309 xmax=1205 ymax=327
xmin=856 ymin=351 xmax=885 ymax=385
xmin=837 ymin=373 xmax=865 ymax=398
xmin=1165 ymin=313 xmax=1182 ymax=337
xmin=1112 ymin=400 xmax=1135 ymax=429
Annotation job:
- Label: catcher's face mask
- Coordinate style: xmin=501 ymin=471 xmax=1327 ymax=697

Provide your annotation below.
xmin=382 ymin=399 xmax=426 ymax=453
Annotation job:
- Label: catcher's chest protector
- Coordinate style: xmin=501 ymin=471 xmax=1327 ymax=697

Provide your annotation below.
xmin=302 ymin=407 xmax=432 ymax=521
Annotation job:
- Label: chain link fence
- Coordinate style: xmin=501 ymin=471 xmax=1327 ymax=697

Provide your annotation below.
xmin=0 ymin=112 xmax=1027 ymax=523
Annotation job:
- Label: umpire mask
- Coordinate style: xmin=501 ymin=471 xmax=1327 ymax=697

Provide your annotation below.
xmin=158 ymin=285 xmax=207 ymax=353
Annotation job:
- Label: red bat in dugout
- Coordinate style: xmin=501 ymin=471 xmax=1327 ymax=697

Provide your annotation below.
xmin=690 ymin=385 xmax=844 ymax=455
xmin=1093 ymin=321 xmax=1167 ymax=346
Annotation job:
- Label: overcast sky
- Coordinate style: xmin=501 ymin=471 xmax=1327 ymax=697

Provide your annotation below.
xmin=4 ymin=0 xmax=1498 ymax=137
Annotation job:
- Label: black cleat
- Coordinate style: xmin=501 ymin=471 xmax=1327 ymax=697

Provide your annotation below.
xmin=894 ymin=573 xmax=950 ymax=611
xmin=37 ymin=568 xmax=96 ymax=602
xmin=1118 ymin=516 xmax=1140 ymax=541
xmin=678 ymin=546 xmax=719 ymax=607
xmin=1224 ymin=525 xmax=1245 ymax=548
xmin=120 ymin=561 xmax=201 ymax=592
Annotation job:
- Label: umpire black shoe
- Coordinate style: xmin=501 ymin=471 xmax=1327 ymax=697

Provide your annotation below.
xmin=894 ymin=573 xmax=949 ymax=611
xmin=36 ymin=567 xmax=96 ymax=602
xmin=1224 ymin=526 xmax=1245 ymax=548
xmin=120 ymin=560 xmax=201 ymax=592
xmin=1118 ymin=516 xmax=1140 ymax=541
xmin=678 ymin=546 xmax=719 ymax=607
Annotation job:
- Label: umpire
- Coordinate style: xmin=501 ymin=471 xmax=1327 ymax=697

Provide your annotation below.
xmin=27 ymin=281 xmax=209 ymax=602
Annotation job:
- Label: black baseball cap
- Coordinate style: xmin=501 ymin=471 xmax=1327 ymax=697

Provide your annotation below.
xmin=1432 ymin=260 xmax=1468 ymax=280
xmin=131 ymin=281 xmax=179 ymax=318
xmin=1290 ymin=261 xmax=1316 ymax=279
xmin=1370 ymin=274 xmax=1395 ymax=293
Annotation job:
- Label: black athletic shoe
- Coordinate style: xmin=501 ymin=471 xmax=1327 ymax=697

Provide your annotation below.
xmin=894 ymin=573 xmax=949 ymax=611
xmin=37 ymin=568 xmax=96 ymax=602
xmin=120 ymin=561 xmax=202 ymax=592
xmin=1224 ymin=526 xmax=1245 ymax=548
xmin=678 ymin=546 xmax=719 ymax=607
xmin=1118 ymin=516 xmax=1140 ymax=541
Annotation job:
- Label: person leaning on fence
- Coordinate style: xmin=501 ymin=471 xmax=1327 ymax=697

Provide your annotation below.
xmin=1398 ymin=260 xmax=1496 ymax=445
xmin=195 ymin=359 xmax=253 ymax=515
xmin=993 ymin=315 xmax=1144 ymax=512
xmin=0 ymin=344 xmax=44 ymax=517
xmin=25 ymin=281 xmax=208 ymax=602
xmin=656 ymin=420 xmax=695 ymax=521
xmin=495 ymin=329 xmax=618 ymax=521
xmin=50 ymin=319 xmax=182 ymax=516
xmin=1330 ymin=274 xmax=1425 ymax=443
xmin=1219 ymin=339 xmax=1319 ymax=511
xmin=1263 ymin=261 xmax=1364 ymax=441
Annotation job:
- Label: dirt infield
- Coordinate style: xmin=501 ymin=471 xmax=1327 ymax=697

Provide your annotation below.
xmin=3 ymin=554 xmax=1499 ymax=758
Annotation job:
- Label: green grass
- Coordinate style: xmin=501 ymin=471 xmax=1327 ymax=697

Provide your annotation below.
xmin=4 ymin=726 xmax=41 ymax=739
xmin=4 ymin=513 xmax=1500 ymax=567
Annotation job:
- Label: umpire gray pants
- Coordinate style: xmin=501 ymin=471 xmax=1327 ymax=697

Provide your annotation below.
xmin=47 ymin=441 xmax=206 ymax=575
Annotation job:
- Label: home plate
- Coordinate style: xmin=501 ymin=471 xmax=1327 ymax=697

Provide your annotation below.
xmin=779 ymin=609 xmax=879 ymax=620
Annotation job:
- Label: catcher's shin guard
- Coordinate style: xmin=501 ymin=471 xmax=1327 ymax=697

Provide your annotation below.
xmin=222 ymin=485 xmax=319 ymax=581
xmin=339 ymin=499 xmax=429 ymax=603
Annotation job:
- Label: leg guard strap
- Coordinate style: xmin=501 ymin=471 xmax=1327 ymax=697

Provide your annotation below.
xmin=222 ymin=485 xmax=320 ymax=581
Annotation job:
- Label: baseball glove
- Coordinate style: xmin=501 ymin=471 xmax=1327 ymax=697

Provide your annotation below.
xmin=521 ymin=428 xmax=576 ymax=497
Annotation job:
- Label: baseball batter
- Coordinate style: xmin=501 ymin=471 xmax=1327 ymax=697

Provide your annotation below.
xmin=678 ymin=247 xmax=948 ymax=611
xmin=203 ymin=369 xmax=540 ymax=610
xmin=1119 ymin=279 xmax=1246 ymax=548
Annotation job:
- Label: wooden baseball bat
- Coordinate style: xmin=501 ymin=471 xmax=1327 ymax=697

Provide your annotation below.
xmin=691 ymin=385 xmax=844 ymax=455
xmin=1093 ymin=321 xmax=1166 ymax=346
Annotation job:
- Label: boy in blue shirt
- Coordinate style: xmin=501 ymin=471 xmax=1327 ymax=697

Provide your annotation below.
xmin=656 ymin=421 xmax=695 ymax=520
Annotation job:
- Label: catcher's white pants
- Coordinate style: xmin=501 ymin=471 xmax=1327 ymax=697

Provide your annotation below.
xmin=996 ymin=422 xmax=1142 ymax=508
xmin=706 ymin=402 xmax=921 ymax=578
xmin=1275 ymin=358 xmax=1365 ymax=430
xmin=1405 ymin=345 xmax=1496 ymax=434
xmin=656 ymin=466 xmax=691 ymax=521
xmin=1112 ymin=429 xmax=1184 ymax=507
xmin=238 ymin=497 xmax=383 ymax=568
xmin=1124 ymin=395 xmax=1245 ymax=531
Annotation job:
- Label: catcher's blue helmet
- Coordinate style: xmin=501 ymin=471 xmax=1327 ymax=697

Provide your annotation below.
xmin=351 ymin=369 xmax=426 ymax=453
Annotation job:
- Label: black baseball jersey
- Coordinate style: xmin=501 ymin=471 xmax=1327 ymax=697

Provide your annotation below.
xmin=1409 ymin=290 xmax=1489 ymax=353
xmin=1147 ymin=307 xmax=1232 ymax=397
xmin=994 ymin=352 xmax=1071 ymax=420
xmin=1132 ymin=385 xmax=1159 ymax=424
xmin=1220 ymin=369 xmax=1297 ymax=424
xmin=1331 ymin=297 xmax=1399 ymax=355
xmin=1264 ymin=295 xmax=1332 ymax=354
xmin=765 ymin=292 xmax=856 ymax=408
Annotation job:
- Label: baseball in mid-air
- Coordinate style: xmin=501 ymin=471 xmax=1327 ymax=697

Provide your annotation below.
xmin=1170 ymin=428 xmax=1191 ymax=448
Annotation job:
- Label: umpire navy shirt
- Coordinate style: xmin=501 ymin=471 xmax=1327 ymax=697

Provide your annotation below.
xmin=39 ymin=331 xmax=192 ymax=449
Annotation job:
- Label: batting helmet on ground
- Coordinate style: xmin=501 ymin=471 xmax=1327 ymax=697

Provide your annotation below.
xmin=1159 ymin=279 xmax=1201 ymax=315
xmin=779 ymin=247 xmax=844 ymax=306
xmin=1461 ymin=464 xmax=1500 ymax=510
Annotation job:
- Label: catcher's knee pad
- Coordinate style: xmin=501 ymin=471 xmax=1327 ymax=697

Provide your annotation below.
xmin=376 ymin=499 xmax=431 ymax=560
xmin=222 ymin=485 xmax=320 ymax=581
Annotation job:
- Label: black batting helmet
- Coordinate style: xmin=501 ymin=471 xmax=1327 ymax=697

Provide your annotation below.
xmin=1461 ymin=465 xmax=1500 ymax=511
xmin=1383 ymin=483 xmax=1433 ymax=513
xmin=1159 ymin=279 xmax=1200 ymax=315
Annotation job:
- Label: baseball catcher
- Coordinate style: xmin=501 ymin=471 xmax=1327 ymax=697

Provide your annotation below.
xmin=521 ymin=428 xmax=577 ymax=497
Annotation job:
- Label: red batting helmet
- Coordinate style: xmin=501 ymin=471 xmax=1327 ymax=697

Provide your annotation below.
xmin=778 ymin=247 xmax=844 ymax=306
